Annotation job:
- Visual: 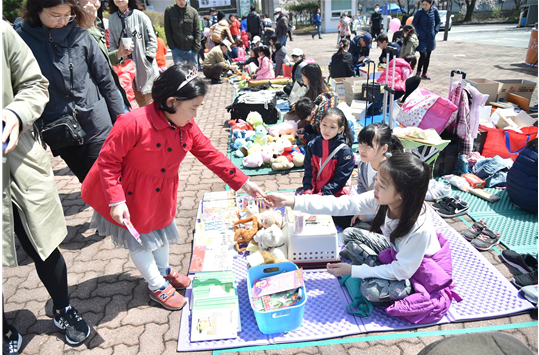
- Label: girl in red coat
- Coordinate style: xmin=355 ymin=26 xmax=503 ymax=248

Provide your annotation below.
xmin=376 ymin=54 xmax=420 ymax=102
xmin=81 ymin=66 xmax=266 ymax=311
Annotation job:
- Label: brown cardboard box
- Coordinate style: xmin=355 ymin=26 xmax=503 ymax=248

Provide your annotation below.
xmin=507 ymin=92 xmax=530 ymax=112
xmin=495 ymin=79 xmax=537 ymax=102
xmin=467 ymin=78 xmax=502 ymax=104
xmin=343 ymin=77 xmax=368 ymax=105
xmin=330 ymin=78 xmax=346 ymax=100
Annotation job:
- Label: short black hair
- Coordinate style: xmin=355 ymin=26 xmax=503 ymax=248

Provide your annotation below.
xmin=210 ymin=8 xmax=216 ymax=12
xmin=250 ymin=5 xmax=256 ymax=11
xmin=377 ymin=34 xmax=388 ymax=43
xmin=269 ymin=35 xmax=278 ymax=44
xmin=217 ymin=11 xmax=226 ymax=21
xmin=294 ymin=97 xmax=315 ymax=120
xmin=152 ymin=65 xmax=207 ymax=114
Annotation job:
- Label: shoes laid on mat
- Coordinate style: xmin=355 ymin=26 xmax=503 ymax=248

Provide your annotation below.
xmin=425 ymin=180 xmax=452 ymax=201
xmin=471 ymin=229 xmax=501 ymax=251
xmin=54 ymin=306 xmax=90 ymax=345
xmin=432 ymin=195 xmax=460 ymax=210
xmin=3 ymin=324 xmax=22 ymax=355
xmin=149 ymin=282 xmax=186 ymax=310
xmin=512 ymin=270 xmax=538 ymax=288
xmin=461 ymin=220 xmax=488 ymax=241
xmin=436 ymin=199 xmax=469 ymax=218
xmin=519 ymin=285 xmax=538 ymax=305
xmin=501 ymin=250 xmax=538 ymax=274
xmin=164 ymin=268 xmax=191 ymax=289
xmin=421 ymin=73 xmax=431 ymax=80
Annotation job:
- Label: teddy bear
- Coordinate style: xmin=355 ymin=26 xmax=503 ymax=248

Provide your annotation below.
xmin=254 ymin=211 xmax=288 ymax=260
xmin=268 ymin=121 xmax=297 ymax=137
xmin=271 ymin=156 xmax=294 ymax=171
xmin=246 ymin=112 xmax=267 ymax=130
xmin=243 ymin=151 xmax=264 ymax=168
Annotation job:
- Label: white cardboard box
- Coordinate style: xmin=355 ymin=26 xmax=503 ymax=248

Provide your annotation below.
xmin=330 ymin=78 xmax=347 ymax=100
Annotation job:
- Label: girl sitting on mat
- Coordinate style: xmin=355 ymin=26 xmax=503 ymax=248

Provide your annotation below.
xmin=298 ymin=108 xmax=355 ymax=229
xmin=252 ymin=46 xmax=275 ymax=80
xmin=267 ymin=153 xmax=460 ymax=324
xmin=81 ymin=66 xmax=266 ymax=311
xmin=353 ymin=122 xmax=404 ymax=229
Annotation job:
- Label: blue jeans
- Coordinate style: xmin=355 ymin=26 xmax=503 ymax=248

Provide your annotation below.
xmin=171 ymin=48 xmax=198 ymax=67
xmin=313 ymin=25 xmax=322 ymax=38
xmin=278 ymin=36 xmax=287 ymax=47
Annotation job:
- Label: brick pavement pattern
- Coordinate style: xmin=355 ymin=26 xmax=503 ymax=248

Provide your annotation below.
xmin=3 ymin=33 xmax=537 ymax=355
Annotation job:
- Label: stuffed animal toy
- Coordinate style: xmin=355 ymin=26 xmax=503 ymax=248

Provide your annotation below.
xmin=229 ymin=119 xmax=253 ymax=132
xmin=271 ymin=156 xmax=294 ymax=171
xmin=230 ymin=138 xmax=251 ymax=151
xmin=280 ymin=134 xmax=296 ymax=144
xmin=254 ymin=224 xmax=288 ymax=260
xmin=244 ymin=130 xmax=256 ymax=142
xmin=261 ymin=147 xmax=275 ymax=164
xmin=232 ymin=129 xmax=246 ymax=142
xmin=243 ymin=151 xmax=264 ymax=168
xmin=233 ymin=216 xmax=260 ymax=252
xmin=259 ymin=210 xmax=283 ymax=229
xmin=243 ymin=143 xmax=262 ymax=157
xmin=246 ymin=112 xmax=267 ymax=129
xmin=280 ymin=146 xmax=302 ymax=163
xmin=293 ymin=153 xmax=305 ymax=167
xmin=253 ymin=126 xmax=268 ymax=146
xmin=268 ymin=121 xmax=298 ymax=137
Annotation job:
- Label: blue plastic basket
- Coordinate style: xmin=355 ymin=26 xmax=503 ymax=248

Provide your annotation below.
xmin=247 ymin=262 xmax=307 ymax=334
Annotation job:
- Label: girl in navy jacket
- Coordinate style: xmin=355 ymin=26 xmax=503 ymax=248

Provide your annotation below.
xmin=300 ymin=108 xmax=355 ymax=228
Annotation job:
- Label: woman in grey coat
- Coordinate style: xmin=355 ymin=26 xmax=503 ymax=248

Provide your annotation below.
xmin=109 ymin=0 xmax=159 ymax=107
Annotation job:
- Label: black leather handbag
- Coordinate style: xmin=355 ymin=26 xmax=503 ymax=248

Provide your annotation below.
xmin=41 ymin=43 xmax=86 ymax=150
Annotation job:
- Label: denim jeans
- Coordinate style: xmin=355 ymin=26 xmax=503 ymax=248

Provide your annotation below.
xmin=313 ymin=25 xmax=322 ymax=38
xmin=171 ymin=48 xmax=198 ymax=67
xmin=278 ymin=36 xmax=287 ymax=47
xmin=473 ymin=155 xmax=511 ymax=179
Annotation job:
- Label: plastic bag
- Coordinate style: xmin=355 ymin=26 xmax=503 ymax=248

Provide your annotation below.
xmin=288 ymin=81 xmax=307 ymax=105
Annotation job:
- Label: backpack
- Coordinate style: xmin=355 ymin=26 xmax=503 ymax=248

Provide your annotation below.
xmin=226 ymin=91 xmax=279 ymax=124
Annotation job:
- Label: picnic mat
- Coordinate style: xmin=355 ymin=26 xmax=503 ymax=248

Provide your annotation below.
xmin=454 ymin=188 xmax=538 ymax=256
xmin=177 ymin=205 xmax=534 ymax=351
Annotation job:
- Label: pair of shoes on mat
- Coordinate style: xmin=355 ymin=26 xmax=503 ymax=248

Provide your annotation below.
xmin=149 ymin=281 xmax=187 ymax=311
xmin=519 ymin=285 xmax=538 ymax=305
xmin=433 ymin=196 xmax=469 ymax=218
xmin=501 ymin=250 xmax=538 ymax=274
xmin=425 ymin=180 xmax=451 ymax=201
xmin=513 ymin=270 xmax=538 ymax=289
xmin=460 ymin=219 xmax=501 ymax=250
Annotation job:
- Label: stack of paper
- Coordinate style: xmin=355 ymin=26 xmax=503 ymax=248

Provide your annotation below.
xmin=190 ymin=271 xmax=240 ymax=342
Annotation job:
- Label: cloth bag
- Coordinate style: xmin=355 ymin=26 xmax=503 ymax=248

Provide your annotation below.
xmin=480 ymin=125 xmax=538 ymax=161
xmin=113 ymin=59 xmax=136 ymax=102
xmin=397 ymin=88 xmax=458 ymax=133
xmin=339 ymin=275 xmax=373 ymax=317
xmin=288 ymin=81 xmax=308 ymax=105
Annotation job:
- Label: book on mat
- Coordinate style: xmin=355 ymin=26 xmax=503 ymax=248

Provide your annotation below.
xmin=203 ymin=190 xmax=236 ymax=201
xmin=190 ymin=271 xmax=241 ymax=342
xmin=252 ymin=269 xmax=304 ymax=298
xmin=193 ymin=230 xmax=235 ymax=248
xmin=188 ymin=245 xmax=234 ymax=273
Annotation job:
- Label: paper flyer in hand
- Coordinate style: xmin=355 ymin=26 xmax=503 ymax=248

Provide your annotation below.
xmin=122 ymin=217 xmax=142 ymax=245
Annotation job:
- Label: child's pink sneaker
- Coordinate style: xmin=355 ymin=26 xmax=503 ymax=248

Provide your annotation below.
xmin=164 ymin=268 xmax=191 ymax=289
xmin=149 ymin=282 xmax=186 ymax=310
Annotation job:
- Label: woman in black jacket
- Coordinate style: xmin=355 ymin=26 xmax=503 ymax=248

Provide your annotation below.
xmin=17 ymin=0 xmax=124 ymax=183
xmin=330 ymin=38 xmax=354 ymax=78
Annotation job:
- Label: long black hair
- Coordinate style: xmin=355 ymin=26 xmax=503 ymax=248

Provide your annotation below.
xmin=302 ymin=63 xmax=328 ymax=101
xmin=260 ymin=45 xmax=271 ymax=58
xmin=402 ymin=24 xmax=417 ymax=47
xmin=23 ymin=0 xmax=88 ymax=27
xmin=152 ymin=65 xmax=207 ymax=114
xmin=321 ymin=108 xmax=353 ymax=147
xmin=336 ymin=38 xmax=349 ymax=56
xmin=358 ymin=122 xmax=404 ymax=155
xmin=109 ymin=0 xmax=143 ymax=13
xmin=370 ymin=153 xmax=431 ymax=245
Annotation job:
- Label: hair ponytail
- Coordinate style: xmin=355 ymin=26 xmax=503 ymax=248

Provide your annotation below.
xmin=322 ymin=108 xmax=354 ymax=147
xmin=336 ymin=38 xmax=349 ymax=56
xmin=389 ymin=135 xmax=404 ymax=154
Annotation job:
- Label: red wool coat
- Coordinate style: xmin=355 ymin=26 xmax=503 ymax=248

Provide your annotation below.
xmin=81 ymin=103 xmax=248 ymax=234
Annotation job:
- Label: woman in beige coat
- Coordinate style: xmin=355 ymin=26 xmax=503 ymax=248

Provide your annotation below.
xmin=209 ymin=11 xmax=234 ymax=49
xmin=2 ymin=21 xmax=90 ymax=348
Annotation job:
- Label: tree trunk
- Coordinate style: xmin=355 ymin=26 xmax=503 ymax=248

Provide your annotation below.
xmin=463 ymin=0 xmax=476 ymax=22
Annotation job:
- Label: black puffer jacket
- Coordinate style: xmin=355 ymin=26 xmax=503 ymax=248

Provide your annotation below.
xmin=247 ymin=11 xmax=262 ymax=35
xmin=17 ymin=21 xmax=123 ymax=144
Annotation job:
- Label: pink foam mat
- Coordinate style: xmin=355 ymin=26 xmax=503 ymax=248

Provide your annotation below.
xmin=177 ymin=203 xmax=534 ymax=352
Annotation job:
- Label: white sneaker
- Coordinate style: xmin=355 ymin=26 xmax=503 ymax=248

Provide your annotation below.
xmin=425 ymin=180 xmax=451 ymax=202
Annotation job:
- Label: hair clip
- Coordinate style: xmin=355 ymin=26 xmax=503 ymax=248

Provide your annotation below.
xmin=384 ymin=152 xmax=393 ymax=158
xmin=177 ymin=65 xmax=199 ymax=91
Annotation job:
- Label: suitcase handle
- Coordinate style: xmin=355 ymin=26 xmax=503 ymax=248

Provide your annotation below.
xmin=450 ymin=70 xmax=466 ymax=79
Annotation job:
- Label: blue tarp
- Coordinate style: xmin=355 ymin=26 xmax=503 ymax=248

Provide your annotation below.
xmin=382 ymin=3 xmax=402 ymax=15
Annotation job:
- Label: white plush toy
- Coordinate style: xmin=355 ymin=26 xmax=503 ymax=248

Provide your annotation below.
xmin=254 ymin=224 xmax=288 ymax=260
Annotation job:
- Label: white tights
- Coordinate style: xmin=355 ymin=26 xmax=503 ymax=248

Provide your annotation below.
xmin=129 ymin=242 xmax=170 ymax=291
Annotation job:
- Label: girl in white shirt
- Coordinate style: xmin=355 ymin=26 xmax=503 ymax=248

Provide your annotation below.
xmin=268 ymin=153 xmax=441 ymax=304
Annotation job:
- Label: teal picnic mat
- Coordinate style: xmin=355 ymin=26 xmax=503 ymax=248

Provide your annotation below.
xmin=453 ymin=188 xmax=538 ymax=254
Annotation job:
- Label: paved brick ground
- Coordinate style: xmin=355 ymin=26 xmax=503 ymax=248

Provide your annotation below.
xmin=4 ymin=32 xmax=538 ymax=355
